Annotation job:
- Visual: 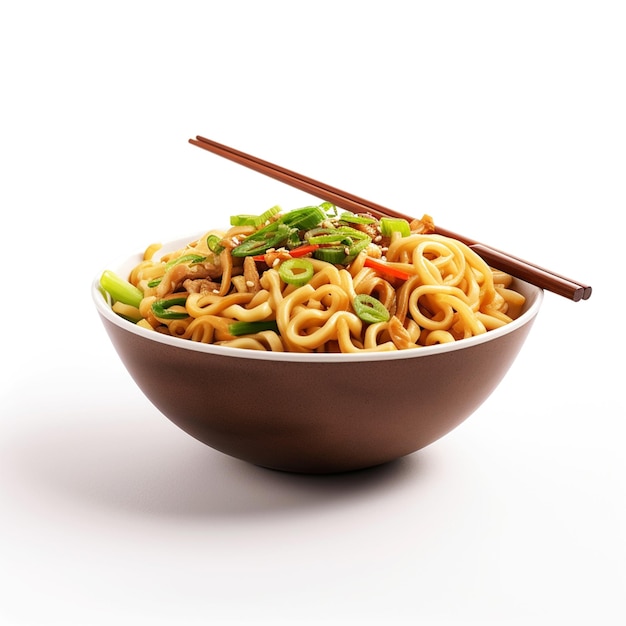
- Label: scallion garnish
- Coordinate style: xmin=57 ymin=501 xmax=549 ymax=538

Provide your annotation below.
xmin=231 ymin=223 xmax=292 ymax=257
xmin=166 ymin=253 xmax=206 ymax=268
xmin=280 ymin=205 xmax=328 ymax=230
xmin=380 ymin=217 xmax=411 ymax=238
xmin=100 ymin=270 xmax=143 ymax=308
xmin=338 ymin=212 xmax=376 ymax=225
xmin=353 ymin=294 xmax=390 ymax=324
xmin=229 ymin=205 xmax=281 ymax=227
xmin=207 ymin=234 xmax=225 ymax=254
xmin=278 ymin=258 xmax=315 ymax=286
xmin=229 ymin=320 xmax=279 ymax=336
xmin=151 ymin=297 xmax=189 ymax=320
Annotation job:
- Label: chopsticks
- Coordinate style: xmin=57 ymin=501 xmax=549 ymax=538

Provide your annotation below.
xmin=189 ymin=135 xmax=592 ymax=302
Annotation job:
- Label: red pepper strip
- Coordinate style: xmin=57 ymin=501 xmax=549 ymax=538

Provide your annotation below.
xmin=253 ymin=243 xmax=319 ymax=262
xmin=363 ymin=257 xmax=411 ymax=281
xmin=288 ymin=244 xmax=319 ymax=257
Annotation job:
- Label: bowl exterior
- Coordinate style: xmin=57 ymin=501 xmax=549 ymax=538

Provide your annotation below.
xmin=97 ymin=307 xmax=538 ymax=473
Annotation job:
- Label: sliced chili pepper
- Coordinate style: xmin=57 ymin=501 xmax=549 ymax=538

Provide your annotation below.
xmin=288 ymin=243 xmax=319 ymax=258
xmin=231 ymin=223 xmax=292 ymax=257
xmin=252 ymin=243 xmax=319 ymax=263
xmin=151 ymin=296 xmax=189 ymax=320
xmin=363 ymin=257 xmax=411 ymax=281
xmin=206 ymin=234 xmax=225 ymax=254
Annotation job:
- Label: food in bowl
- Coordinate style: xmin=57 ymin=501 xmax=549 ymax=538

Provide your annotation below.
xmin=94 ymin=203 xmax=542 ymax=473
xmin=99 ymin=203 xmax=527 ymax=354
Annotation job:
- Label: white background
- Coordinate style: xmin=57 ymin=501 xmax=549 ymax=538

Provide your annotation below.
xmin=1 ymin=1 xmax=624 ymax=624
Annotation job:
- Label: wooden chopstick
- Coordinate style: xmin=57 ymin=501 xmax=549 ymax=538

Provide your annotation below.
xmin=189 ymin=135 xmax=592 ymax=302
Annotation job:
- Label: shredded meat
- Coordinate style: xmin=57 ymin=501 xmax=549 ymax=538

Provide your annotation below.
xmin=410 ymin=214 xmax=436 ymax=234
xmin=183 ymin=278 xmax=221 ymax=294
xmin=350 ymin=215 xmax=380 ymax=239
xmin=243 ymin=256 xmax=262 ymax=293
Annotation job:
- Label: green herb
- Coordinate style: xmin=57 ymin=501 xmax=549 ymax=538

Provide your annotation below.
xmin=278 ymin=258 xmax=315 ymax=286
xmin=207 ymin=234 xmax=225 ymax=254
xmin=151 ymin=297 xmax=189 ymax=320
xmin=231 ymin=204 xmax=331 ymax=257
xmin=280 ymin=205 xmax=328 ymax=230
xmin=380 ymin=217 xmax=411 ymax=238
xmin=338 ymin=212 xmax=376 ymax=225
xmin=353 ymin=294 xmax=390 ymax=324
xmin=229 ymin=320 xmax=279 ymax=336
xmin=231 ymin=223 xmax=292 ymax=257
xmin=229 ymin=205 xmax=281 ymax=227
xmin=100 ymin=270 xmax=143 ymax=308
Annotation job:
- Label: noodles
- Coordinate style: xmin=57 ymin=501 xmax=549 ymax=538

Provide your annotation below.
xmin=102 ymin=204 xmax=526 ymax=353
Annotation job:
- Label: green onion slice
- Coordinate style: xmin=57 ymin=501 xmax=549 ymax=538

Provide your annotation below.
xmin=151 ymin=297 xmax=189 ymax=320
xmin=231 ymin=223 xmax=292 ymax=257
xmin=229 ymin=320 xmax=279 ymax=336
xmin=380 ymin=217 xmax=411 ymax=238
xmin=230 ymin=205 xmax=281 ymax=227
xmin=306 ymin=225 xmax=369 ymax=244
xmin=305 ymin=226 xmax=372 ymax=263
xmin=278 ymin=258 xmax=315 ymax=286
xmin=286 ymin=227 xmax=302 ymax=249
xmin=313 ymin=233 xmax=371 ymax=265
xmin=281 ymin=205 xmax=328 ymax=230
xmin=166 ymin=253 xmax=206 ymax=268
xmin=338 ymin=212 xmax=376 ymax=225
xmin=100 ymin=270 xmax=143 ymax=308
xmin=313 ymin=246 xmax=350 ymax=264
xmin=318 ymin=201 xmax=337 ymax=215
xmin=207 ymin=234 xmax=225 ymax=254
xmin=307 ymin=230 xmax=350 ymax=245
xmin=353 ymin=294 xmax=390 ymax=324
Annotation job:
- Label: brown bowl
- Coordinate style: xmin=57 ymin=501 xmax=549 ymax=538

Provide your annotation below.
xmin=92 ymin=236 xmax=543 ymax=474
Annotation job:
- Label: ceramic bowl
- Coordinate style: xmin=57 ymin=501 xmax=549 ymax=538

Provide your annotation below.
xmin=92 ymin=235 xmax=543 ymax=474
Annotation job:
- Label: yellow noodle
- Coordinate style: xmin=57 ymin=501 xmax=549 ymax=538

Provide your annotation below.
xmin=218 ymin=331 xmax=284 ymax=351
xmin=217 ymin=248 xmax=233 ymax=296
xmin=119 ymin=216 xmax=526 ymax=353
xmin=424 ymin=330 xmax=456 ymax=345
xmin=221 ymin=301 xmax=274 ymax=322
xmin=186 ymin=292 xmax=254 ymax=317
xmin=180 ymin=315 xmax=232 ymax=343
xmin=336 ymin=315 xmax=396 ymax=353
xmin=112 ymin=301 xmax=142 ymax=321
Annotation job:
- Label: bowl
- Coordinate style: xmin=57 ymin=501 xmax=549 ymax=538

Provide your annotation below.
xmin=92 ymin=235 xmax=543 ymax=474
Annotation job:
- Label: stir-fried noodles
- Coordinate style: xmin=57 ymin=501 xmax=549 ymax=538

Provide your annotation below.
xmin=100 ymin=203 xmax=526 ymax=353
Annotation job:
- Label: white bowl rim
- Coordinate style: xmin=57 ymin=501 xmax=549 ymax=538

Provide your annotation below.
xmin=92 ymin=234 xmax=544 ymax=363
